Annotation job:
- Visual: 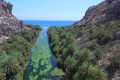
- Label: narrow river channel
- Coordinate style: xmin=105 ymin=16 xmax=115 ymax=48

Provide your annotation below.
xmin=25 ymin=28 xmax=64 ymax=80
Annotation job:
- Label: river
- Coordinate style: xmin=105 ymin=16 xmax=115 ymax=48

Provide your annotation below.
xmin=25 ymin=28 xmax=64 ymax=80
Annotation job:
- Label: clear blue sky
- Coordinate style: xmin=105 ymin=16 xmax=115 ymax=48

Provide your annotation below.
xmin=5 ymin=0 xmax=104 ymax=20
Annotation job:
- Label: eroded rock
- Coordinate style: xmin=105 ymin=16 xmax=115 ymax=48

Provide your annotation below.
xmin=106 ymin=0 xmax=114 ymax=4
xmin=0 ymin=0 xmax=26 ymax=36
xmin=105 ymin=0 xmax=120 ymax=21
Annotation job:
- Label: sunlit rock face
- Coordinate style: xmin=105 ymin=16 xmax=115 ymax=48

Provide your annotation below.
xmin=0 ymin=0 xmax=26 ymax=36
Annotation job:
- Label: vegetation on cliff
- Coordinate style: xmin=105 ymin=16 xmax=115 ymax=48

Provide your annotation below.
xmin=0 ymin=24 xmax=42 ymax=80
xmin=47 ymin=0 xmax=120 ymax=79
xmin=48 ymin=26 xmax=107 ymax=80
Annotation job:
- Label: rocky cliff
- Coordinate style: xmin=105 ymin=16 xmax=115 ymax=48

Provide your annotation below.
xmin=0 ymin=0 xmax=25 ymax=37
xmin=74 ymin=0 xmax=120 ymax=25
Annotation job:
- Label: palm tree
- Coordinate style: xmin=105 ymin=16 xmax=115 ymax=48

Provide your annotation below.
xmin=65 ymin=55 xmax=76 ymax=70
xmin=74 ymin=62 xmax=107 ymax=80
xmin=9 ymin=50 xmax=25 ymax=67
xmin=0 ymin=68 xmax=6 ymax=80
xmin=64 ymin=56 xmax=76 ymax=80
xmin=76 ymin=49 xmax=93 ymax=65
xmin=78 ymin=61 xmax=95 ymax=80
xmin=66 ymin=42 xmax=77 ymax=56
xmin=0 ymin=53 xmax=20 ymax=80
xmin=93 ymin=67 xmax=107 ymax=80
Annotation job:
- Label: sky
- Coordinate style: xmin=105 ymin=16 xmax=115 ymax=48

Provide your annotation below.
xmin=5 ymin=0 xmax=104 ymax=20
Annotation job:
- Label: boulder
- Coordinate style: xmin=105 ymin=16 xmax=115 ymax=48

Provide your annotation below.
xmin=105 ymin=0 xmax=120 ymax=21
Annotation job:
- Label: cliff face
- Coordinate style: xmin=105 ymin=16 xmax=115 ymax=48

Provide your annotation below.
xmin=74 ymin=1 xmax=108 ymax=26
xmin=74 ymin=0 xmax=120 ymax=25
xmin=0 ymin=0 xmax=25 ymax=37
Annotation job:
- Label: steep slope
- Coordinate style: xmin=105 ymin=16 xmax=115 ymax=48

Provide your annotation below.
xmin=74 ymin=1 xmax=107 ymax=27
xmin=48 ymin=0 xmax=120 ymax=80
xmin=73 ymin=0 xmax=120 ymax=79
xmin=0 ymin=0 xmax=25 ymax=37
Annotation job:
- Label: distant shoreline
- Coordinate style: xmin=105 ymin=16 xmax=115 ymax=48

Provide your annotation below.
xmin=23 ymin=20 xmax=77 ymax=21
xmin=23 ymin=20 xmax=76 ymax=27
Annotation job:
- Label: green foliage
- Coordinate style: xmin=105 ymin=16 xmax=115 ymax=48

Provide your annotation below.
xmin=0 ymin=68 xmax=5 ymax=80
xmin=73 ymin=62 xmax=107 ymax=80
xmin=26 ymin=24 xmax=42 ymax=31
xmin=109 ymin=56 xmax=120 ymax=69
xmin=0 ymin=53 xmax=20 ymax=79
xmin=66 ymin=42 xmax=77 ymax=55
xmin=65 ymin=55 xmax=76 ymax=70
xmin=93 ymin=49 xmax=102 ymax=63
xmin=89 ymin=29 xmax=112 ymax=45
xmin=76 ymin=49 xmax=93 ymax=62
xmin=52 ymin=45 xmax=60 ymax=54
xmin=0 ymin=24 xmax=41 ymax=80
xmin=48 ymin=26 xmax=107 ymax=80
xmin=50 ymin=68 xmax=64 ymax=76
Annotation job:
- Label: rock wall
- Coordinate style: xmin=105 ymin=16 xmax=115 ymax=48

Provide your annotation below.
xmin=0 ymin=0 xmax=25 ymax=36
xmin=74 ymin=1 xmax=108 ymax=26
xmin=105 ymin=0 xmax=120 ymax=21
xmin=74 ymin=0 xmax=120 ymax=25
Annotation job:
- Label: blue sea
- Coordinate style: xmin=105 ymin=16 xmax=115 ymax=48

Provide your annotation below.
xmin=23 ymin=20 xmax=76 ymax=27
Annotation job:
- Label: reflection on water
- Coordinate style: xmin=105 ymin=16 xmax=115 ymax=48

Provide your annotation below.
xmin=26 ymin=28 xmax=64 ymax=80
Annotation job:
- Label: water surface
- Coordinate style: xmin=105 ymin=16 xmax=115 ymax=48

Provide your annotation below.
xmin=26 ymin=28 xmax=64 ymax=80
xmin=24 ymin=20 xmax=76 ymax=27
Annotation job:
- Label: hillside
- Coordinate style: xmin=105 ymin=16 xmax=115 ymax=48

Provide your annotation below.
xmin=48 ymin=0 xmax=120 ymax=80
xmin=0 ymin=0 xmax=26 ymax=43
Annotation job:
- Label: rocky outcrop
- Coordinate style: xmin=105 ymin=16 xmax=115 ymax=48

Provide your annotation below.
xmin=74 ymin=1 xmax=108 ymax=26
xmin=0 ymin=0 xmax=26 ymax=37
xmin=106 ymin=0 xmax=114 ymax=4
xmin=105 ymin=0 xmax=120 ymax=21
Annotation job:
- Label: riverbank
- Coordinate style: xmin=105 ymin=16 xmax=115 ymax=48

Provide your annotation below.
xmin=0 ymin=24 xmax=42 ymax=80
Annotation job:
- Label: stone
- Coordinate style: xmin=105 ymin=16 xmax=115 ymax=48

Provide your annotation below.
xmin=0 ymin=0 xmax=26 ymax=36
xmin=105 ymin=0 xmax=120 ymax=21
xmin=7 ymin=2 xmax=13 ymax=14
xmin=106 ymin=0 xmax=114 ymax=4
xmin=84 ymin=6 xmax=96 ymax=19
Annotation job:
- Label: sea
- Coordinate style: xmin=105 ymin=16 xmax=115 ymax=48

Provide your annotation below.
xmin=23 ymin=20 xmax=76 ymax=27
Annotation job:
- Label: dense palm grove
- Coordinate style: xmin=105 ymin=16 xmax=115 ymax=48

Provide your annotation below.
xmin=0 ymin=25 xmax=42 ymax=80
xmin=48 ymin=26 xmax=107 ymax=80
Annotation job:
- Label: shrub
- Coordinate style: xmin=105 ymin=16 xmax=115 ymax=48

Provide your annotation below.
xmin=73 ymin=62 xmax=107 ymax=80
xmin=109 ymin=56 xmax=120 ymax=69
xmin=53 ymin=45 xmax=60 ymax=54
xmin=96 ymin=31 xmax=111 ymax=45
xmin=89 ymin=29 xmax=112 ymax=45
xmin=0 ymin=24 xmax=41 ymax=80
xmin=66 ymin=42 xmax=78 ymax=55
xmin=0 ymin=53 xmax=20 ymax=80
xmin=93 ymin=49 xmax=102 ymax=61
xmin=64 ymin=55 xmax=76 ymax=70
xmin=77 ymin=49 xmax=93 ymax=62
xmin=0 ymin=68 xmax=5 ymax=80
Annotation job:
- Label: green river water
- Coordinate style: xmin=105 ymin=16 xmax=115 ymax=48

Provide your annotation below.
xmin=25 ymin=28 xmax=64 ymax=80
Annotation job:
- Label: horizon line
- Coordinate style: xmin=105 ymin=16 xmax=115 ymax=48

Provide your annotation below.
xmin=22 ymin=20 xmax=78 ymax=21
